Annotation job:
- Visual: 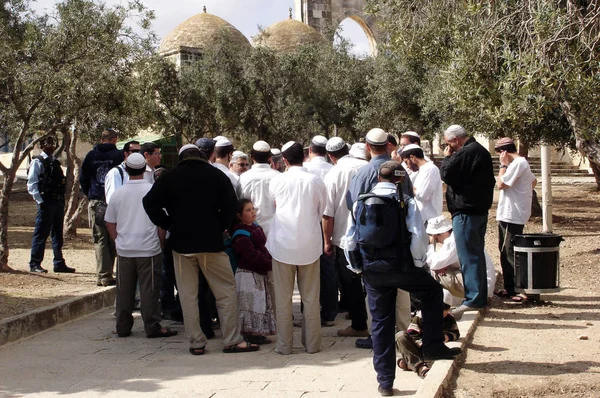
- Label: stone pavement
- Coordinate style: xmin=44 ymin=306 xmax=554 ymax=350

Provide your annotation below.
xmin=0 ymin=291 xmax=476 ymax=398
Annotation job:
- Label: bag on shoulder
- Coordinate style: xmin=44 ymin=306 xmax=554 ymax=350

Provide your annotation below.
xmin=224 ymin=229 xmax=252 ymax=273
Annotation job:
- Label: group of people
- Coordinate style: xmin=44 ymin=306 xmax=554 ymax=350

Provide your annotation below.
xmin=26 ymin=123 xmax=537 ymax=396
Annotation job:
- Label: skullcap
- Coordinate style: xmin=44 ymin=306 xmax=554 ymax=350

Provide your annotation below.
xmin=326 ymin=137 xmax=346 ymax=152
xmin=195 ymin=138 xmax=216 ymax=149
xmin=281 ymin=141 xmax=296 ymax=152
xmin=271 ymin=148 xmax=282 ymax=157
xmin=365 ymin=128 xmax=388 ymax=146
xmin=349 ymin=143 xmax=366 ymax=160
xmin=400 ymin=144 xmax=422 ymax=157
xmin=231 ymin=151 xmax=247 ymax=161
xmin=178 ymin=144 xmax=200 ymax=156
xmin=215 ymin=138 xmax=232 ymax=147
xmin=402 ymin=131 xmax=420 ymax=138
xmin=494 ymin=137 xmax=514 ymax=149
xmin=125 ymin=152 xmax=146 ymax=169
xmin=311 ymin=135 xmax=328 ymax=147
xmin=213 ymin=135 xmax=228 ymax=142
xmin=252 ymin=140 xmax=271 ymax=152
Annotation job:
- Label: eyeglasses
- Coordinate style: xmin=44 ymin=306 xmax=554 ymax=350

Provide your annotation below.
xmin=237 ymin=163 xmax=249 ymax=167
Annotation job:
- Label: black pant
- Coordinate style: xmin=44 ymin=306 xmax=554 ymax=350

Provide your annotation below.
xmin=29 ymin=200 xmax=66 ymax=268
xmin=335 ymin=246 xmax=368 ymax=330
xmin=363 ymin=267 xmax=444 ymax=389
xmin=498 ymin=222 xmax=524 ymax=295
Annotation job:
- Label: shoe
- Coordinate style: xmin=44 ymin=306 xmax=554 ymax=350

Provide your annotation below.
xmin=147 ymin=328 xmax=178 ymax=338
xmin=321 ymin=320 xmax=335 ymax=327
xmin=117 ymin=331 xmax=131 ymax=337
xmin=378 ymin=385 xmax=393 ymax=396
xmin=355 ymin=335 xmax=373 ymax=349
xmin=423 ymin=345 xmax=462 ymax=361
xmin=30 ymin=265 xmax=48 ymax=274
xmin=98 ymin=278 xmax=116 ymax=287
xmin=222 ymin=341 xmax=260 ymax=353
xmin=451 ymin=304 xmax=484 ymax=320
xmin=337 ymin=326 xmax=369 ymax=337
xmin=54 ymin=265 xmax=76 ymax=273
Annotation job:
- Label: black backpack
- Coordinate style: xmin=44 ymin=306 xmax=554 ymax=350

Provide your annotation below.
xmin=31 ymin=156 xmax=66 ymax=201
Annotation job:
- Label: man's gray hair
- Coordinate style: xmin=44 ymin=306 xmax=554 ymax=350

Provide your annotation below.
xmin=444 ymin=125 xmax=468 ymax=140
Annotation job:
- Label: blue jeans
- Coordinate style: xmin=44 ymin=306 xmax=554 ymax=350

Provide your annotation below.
xmin=320 ymin=252 xmax=338 ymax=322
xmin=452 ymin=213 xmax=488 ymax=308
xmin=29 ymin=200 xmax=66 ymax=268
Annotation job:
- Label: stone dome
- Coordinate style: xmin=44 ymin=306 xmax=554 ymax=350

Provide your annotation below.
xmin=255 ymin=18 xmax=327 ymax=52
xmin=159 ymin=12 xmax=251 ymax=56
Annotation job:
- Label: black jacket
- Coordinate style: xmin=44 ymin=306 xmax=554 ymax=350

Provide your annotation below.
xmin=440 ymin=137 xmax=495 ymax=216
xmin=79 ymin=143 xmax=124 ymax=200
xmin=142 ymin=158 xmax=237 ymax=254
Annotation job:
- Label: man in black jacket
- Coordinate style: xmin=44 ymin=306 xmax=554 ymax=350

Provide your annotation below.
xmin=143 ymin=144 xmax=259 ymax=355
xmin=80 ymin=129 xmax=124 ymax=286
xmin=440 ymin=125 xmax=495 ymax=319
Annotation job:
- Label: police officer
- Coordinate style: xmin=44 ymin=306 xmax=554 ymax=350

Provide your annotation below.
xmin=345 ymin=161 xmax=460 ymax=396
xmin=27 ymin=136 xmax=75 ymax=274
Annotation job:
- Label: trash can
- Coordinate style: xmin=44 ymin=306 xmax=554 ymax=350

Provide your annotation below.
xmin=513 ymin=234 xmax=563 ymax=294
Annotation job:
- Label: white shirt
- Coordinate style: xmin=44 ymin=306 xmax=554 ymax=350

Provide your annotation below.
xmin=323 ymin=155 xmax=367 ymax=247
xmin=342 ymin=182 xmax=429 ymax=270
xmin=239 ymin=163 xmax=280 ymax=236
xmin=213 ymin=162 xmax=243 ymax=198
xmin=426 ymin=233 xmax=460 ymax=271
xmin=104 ymin=180 xmax=162 ymax=258
xmin=267 ymin=166 xmax=327 ymax=265
xmin=413 ymin=161 xmax=443 ymax=224
xmin=104 ymin=164 xmax=128 ymax=204
xmin=303 ymin=156 xmax=333 ymax=181
xmin=497 ymin=157 xmax=536 ymax=225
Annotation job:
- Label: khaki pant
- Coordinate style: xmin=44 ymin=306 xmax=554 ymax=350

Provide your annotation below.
xmin=172 ymin=251 xmax=243 ymax=349
xmin=367 ymin=289 xmax=411 ymax=332
xmin=272 ymin=258 xmax=321 ymax=354
xmin=89 ymin=200 xmax=116 ymax=281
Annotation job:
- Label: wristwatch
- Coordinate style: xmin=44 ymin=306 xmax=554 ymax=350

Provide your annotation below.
xmin=499 ymin=165 xmax=508 ymax=169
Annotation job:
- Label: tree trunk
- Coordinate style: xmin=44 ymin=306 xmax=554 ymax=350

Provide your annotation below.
xmin=0 ymin=170 xmax=17 ymax=272
xmin=590 ymin=161 xmax=600 ymax=191
xmin=64 ymin=128 xmax=84 ymax=237
xmin=518 ymin=140 xmax=529 ymax=158
xmin=561 ymin=101 xmax=600 ymax=168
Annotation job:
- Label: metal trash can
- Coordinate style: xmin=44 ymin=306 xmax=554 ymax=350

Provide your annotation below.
xmin=513 ymin=234 xmax=563 ymax=294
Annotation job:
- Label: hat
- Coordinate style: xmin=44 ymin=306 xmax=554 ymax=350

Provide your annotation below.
xmin=196 ymin=138 xmax=216 ymax=149
xmin=178 ymin=144 xmax=200 ymax=156
xmin=400 ymin=144 xmax=423 ymax=157
xmin=443 ymin=289 xmax=453 ymax=306
xmin=365 ymin=128 xmax=388 ymax=146
xmin=271 ymin=148 xmax=282 ymax=157
xmin=231 ymin=151 xmax=247 ymax=161
xmin=213 ymin=135 xmax=228 ymax=142
xmin=494 ymin=137 xmax=514 ymax=149
xmin=402 ymin=131 xmax=420 ymax=138
xmin=125 ymin=152 xmax=146 ymax=169
xmin=350 ymin=143 xmax=366 ymax=160
xmin=378 ymin=161 xmax=406 ymax=179
xmin=326 ymin=137 xmax=346 ymax=152
xmin=215 ymin=138 xmax=232 ymax=147
xmin=426 ymin=215 xmax=453 ymax=235
xmin=311 ymin=135 xmax=328 ymax=147
xmin=281 ymin=141 xmax=296 ymax=152
xmin=252 ymin=140 xmax=271 ymax=153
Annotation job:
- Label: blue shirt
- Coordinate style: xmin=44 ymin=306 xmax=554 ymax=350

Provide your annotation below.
xmin=27 ymin=152 xmax=51 ymax=205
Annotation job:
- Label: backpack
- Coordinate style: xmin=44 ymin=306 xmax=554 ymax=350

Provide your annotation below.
xmin=353 ymin=190 xmax=411 ymax=258
xmin=29 ymin=156 xmax=66 ymax=200
xmin=224 ymin=229 xmax=252 ymax=273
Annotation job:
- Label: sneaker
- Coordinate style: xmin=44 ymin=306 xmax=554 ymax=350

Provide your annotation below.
xmin=423 ymin=345 xmax=462 ymax=361
xmin=98 ymin=278 xmax=116 ymax=287
xmin=54 ymin=264 xmax=76 ymax=273
xmin=30 ymin=265 xmax=48 ymax=274
xmin=451 ymin=304 xmax=484 ymax=320
xmin=378 ymin=385 xmax=393 ymax=396
xmin=337 ymin=326 xmax=369 ymax=337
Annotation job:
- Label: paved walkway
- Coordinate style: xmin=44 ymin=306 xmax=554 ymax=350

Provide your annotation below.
xmin=0 ymin=292 xmax=473 ymax=397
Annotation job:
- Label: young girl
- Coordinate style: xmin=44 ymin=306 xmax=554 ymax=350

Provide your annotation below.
xmin=231 ymin=198 xmax=276 ymax=344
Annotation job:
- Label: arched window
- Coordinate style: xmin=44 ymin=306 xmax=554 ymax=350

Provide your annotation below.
xmin=334 ymin=17 xmax=376 ymax=57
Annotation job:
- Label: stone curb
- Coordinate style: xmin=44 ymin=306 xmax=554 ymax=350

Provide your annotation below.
xmin=0 ymin=287 xmax=115 ymax=346
xmin=415 ymin=309 xmax=485 ymax=397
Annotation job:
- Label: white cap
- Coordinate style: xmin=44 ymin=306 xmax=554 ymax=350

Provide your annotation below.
xmin=365 ymin=128 xmax=388 ymax=145
xmin=178 ymin=144 xmax=200 ymax=156
xmin=443 ymin=289 xmax=453 ymax=306
xmin=400 ymin=144 xmax=422 ymax=156
xmin=402 ymin=131 xmax=420 ymax=138
xmin=281 ymin=141 xmax=296 ymax=152
xmin=125 ymin=153 xmax=146 ymax=169
xmin=252 ymin=140 xmax=271 ymax=152
xmin=311 ymin=135 xmax=328 ymax=147
xmin=326 ymin=137 xmax=346 ymax=152
xmin=271 ymin=148 xmax=282 ymax=157
xmin=231 ymin=151 xmax=247 ymax=161
xmin=215 ymin=138 xmax=232 ymax=147
xmin=426 ymin=215 xmax=453 ymax=235
xmin=213 ymin=135 xmax=228 ymax=142
xmin=350 ymin=143 xmax=367 ymax=160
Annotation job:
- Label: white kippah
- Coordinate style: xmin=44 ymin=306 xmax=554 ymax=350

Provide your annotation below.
xmin=125 ymin=153 xmax=146 ymax=169
xmin=365 ymin=128 xmax=388 ymax=145
xmin=178 ymin=144 xmax=200 ymax=156
xmin=271 ymin=148 xmax=282 ymax=156
xmin=402 ymin=131 xmax=420 ymax=138
xmin=231 ymin=151 xmax=247 ymax=161
xmin=326 ymin=137 xmax=346 ymax=152
xmin=281 ymin=141 xmax=296 ymax=152
xmin=311 ymin=135 xmax=328 ymax=147
xmin=350 ymin=143 xmax=366 ymax=160
xmin=213 ymin=135 xmax=228 ymax=142
xmin=252 ymin=140 xmax=271 ymax=152
xmin=215 ymin=138 xmax=232 ymax=147
xmin=400 ymin=144 xmax=422 ymax=156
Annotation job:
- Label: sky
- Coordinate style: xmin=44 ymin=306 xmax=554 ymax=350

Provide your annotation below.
xmin=31 ymin=0 xmax=372 ymax=55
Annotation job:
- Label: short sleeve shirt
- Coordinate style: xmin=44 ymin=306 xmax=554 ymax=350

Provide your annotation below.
xmin=496 ymin=157 xmax=536 ymax=225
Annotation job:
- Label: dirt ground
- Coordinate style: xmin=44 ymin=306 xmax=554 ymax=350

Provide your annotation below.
xmin=0 ymin=181 xmax=599 ymax=396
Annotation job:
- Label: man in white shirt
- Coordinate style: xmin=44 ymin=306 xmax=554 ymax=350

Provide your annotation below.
xmin=303 ymin=135 xmax=333 ymax=180
xmin=104 ymin=140 xmax=140 ymax=204
xmin=105 ymin=153 xmax=176 ymax=339
xmin=399 ymin=131 xmax=431 ymax=182
xmin=267 ymin=141 xmax=327 ymax=355
xmin=239 ymin=141 xmax=280 ymax=236
xmin=495 ymin=138 xmax=537 ymax=302
xmin=321 ymin=137 xmax=369 ymax=337
xmin=212 ymin=138 xmax=243 ymax=198
xmin=400 ymin=144 xmax=443 ymax=224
